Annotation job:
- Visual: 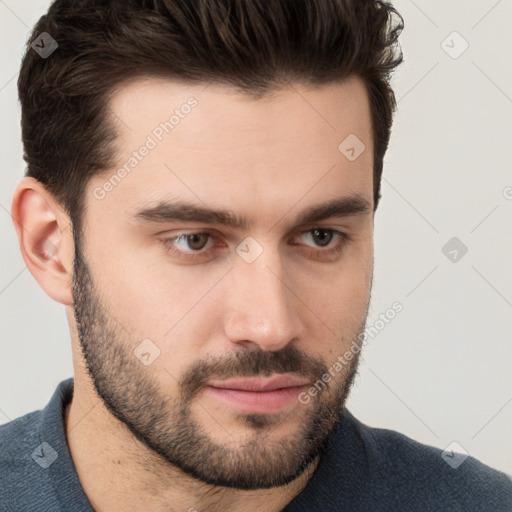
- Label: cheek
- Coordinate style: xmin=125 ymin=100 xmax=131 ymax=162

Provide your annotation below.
xmin=104 ymin=271 xmax=198 ymax=335
xmin=297 ymin=247 xmax=372 ymax=321
xmin=294 ymin=251 xmax=372 ymax=360
xmin=91 ymin=247 xmax=227 ymax=360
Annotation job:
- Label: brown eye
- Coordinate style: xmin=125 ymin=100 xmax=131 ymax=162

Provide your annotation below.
xmin=310 ymin=228 xmax=333 ymax=247
xmin=161 ymin=232 xmax=216 ymax=260
xmin=292 ymin=228 xmax=349 ymax=261
xmin=186 ymin=233 xmax=210 ymax=251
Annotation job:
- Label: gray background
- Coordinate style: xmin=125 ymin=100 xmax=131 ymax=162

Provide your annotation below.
xmin=1 ymin=0 xmax=511 ymax=474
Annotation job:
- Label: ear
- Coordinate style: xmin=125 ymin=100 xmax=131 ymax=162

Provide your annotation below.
xmin=11 ymin=177 xmax=75 ymax=305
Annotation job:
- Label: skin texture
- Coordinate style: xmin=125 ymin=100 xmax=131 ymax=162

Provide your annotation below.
xmin=12 ymin=75 xmax=374 ymax=512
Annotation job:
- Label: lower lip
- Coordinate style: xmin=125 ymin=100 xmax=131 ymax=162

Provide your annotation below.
xmin=204 ymin=385 xmax=308 ymax=414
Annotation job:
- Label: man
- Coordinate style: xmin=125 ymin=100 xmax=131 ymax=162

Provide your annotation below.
xmin=1 ymin=0 xmax=511 ymax=510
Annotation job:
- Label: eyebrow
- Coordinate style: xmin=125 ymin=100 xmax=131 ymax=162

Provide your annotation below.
xmin=133 ymin=195 xmax=372 ymax=231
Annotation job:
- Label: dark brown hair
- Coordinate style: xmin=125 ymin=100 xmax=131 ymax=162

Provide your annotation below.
xmin=18 ymin=0 xmax=404 ymax=231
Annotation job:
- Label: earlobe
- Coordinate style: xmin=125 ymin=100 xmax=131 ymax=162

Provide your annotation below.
xmin=11 ymin=177 xmax=74 ymax=306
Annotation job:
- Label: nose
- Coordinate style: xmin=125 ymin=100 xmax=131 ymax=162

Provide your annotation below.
xmin=223 ymin=247 xmax=305 ymax=352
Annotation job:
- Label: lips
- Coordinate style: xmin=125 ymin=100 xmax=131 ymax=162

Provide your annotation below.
xmin=204 ymin=374 xmax=310 ymax=414
xmin=208 ymin=374 xmax=310 ymax=392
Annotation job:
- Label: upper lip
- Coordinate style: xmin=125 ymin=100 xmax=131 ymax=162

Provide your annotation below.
xmin=207 ymin=374 xmax=309 ymax=392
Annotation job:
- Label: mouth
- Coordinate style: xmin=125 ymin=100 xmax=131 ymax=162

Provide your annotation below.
xmin=203 ymin=374 xmax=310 ymax=414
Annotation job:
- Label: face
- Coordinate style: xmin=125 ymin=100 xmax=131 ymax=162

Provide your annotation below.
xmin=73 ymin=76 xmax=374 ymax=489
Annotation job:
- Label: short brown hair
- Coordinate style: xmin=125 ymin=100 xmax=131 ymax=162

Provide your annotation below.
xmin=18 ymin=0 xmax=404 ymax=231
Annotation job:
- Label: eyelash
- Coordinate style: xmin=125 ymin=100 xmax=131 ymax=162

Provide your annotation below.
xmin=160 ymin=228 xmax=349 ymax=261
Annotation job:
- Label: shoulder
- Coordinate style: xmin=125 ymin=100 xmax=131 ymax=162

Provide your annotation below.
xmin=346 ymin=411 xmax=512 ymax=510
xmin=0 ymin=409 xmax=47 ymax=509
xmin=0 ymin=409 xmax=43 ymax=462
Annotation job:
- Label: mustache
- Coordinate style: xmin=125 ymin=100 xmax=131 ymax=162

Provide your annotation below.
xmin=179 ymin=344 xmax=328 ymax=400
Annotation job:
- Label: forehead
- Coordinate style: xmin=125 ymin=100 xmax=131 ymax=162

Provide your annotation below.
xmin=90 ymin=76 xmax=374 ymax=226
